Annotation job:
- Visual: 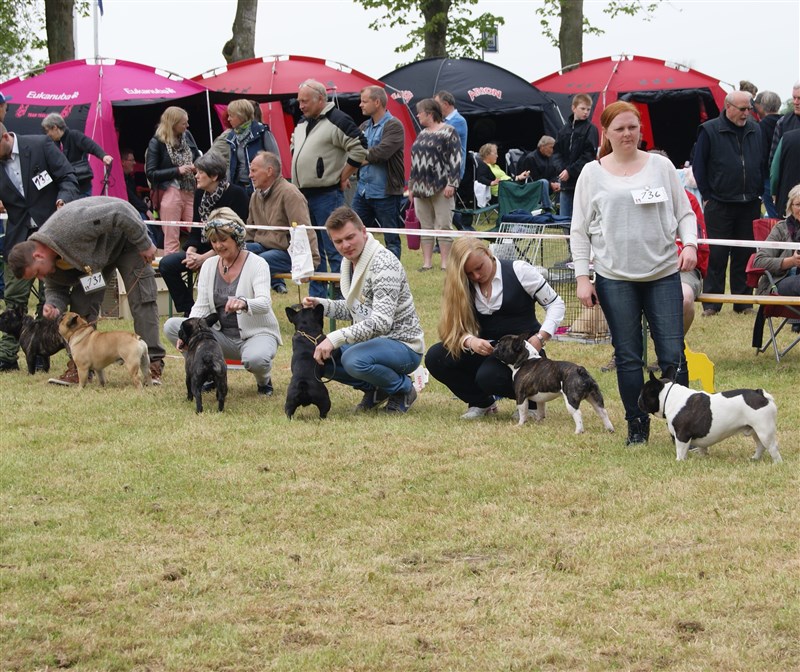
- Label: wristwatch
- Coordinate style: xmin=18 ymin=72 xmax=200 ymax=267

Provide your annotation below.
xmin=237 ymin=296 xmax=248 ymax=312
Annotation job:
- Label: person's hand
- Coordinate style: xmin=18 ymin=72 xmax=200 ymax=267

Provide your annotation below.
xmin=146 ymin=210 xmax=155 ymax=220
xmin=224 ymin=297 xmax=247 ymax=314
xmin=491 ymin=178 xmax=500 ymax=186
xmin=558 ymin=169 xmax=569 ymax=182
xmin=302 ymin=297 xmax=320 ymax=309
xmin=183 ymin=249 xmax=204 ymax=270
xmin=551 ymin=182 xmax=561 ymax=193
xmin=0 ymin=200 xmax=6 ymax=213
xmin=468 ymin=336 xmax=495 ymax=357
xmin=102 ymin=155 xmax=114 ymax=165
xmin=517 ymin=170 xmax=530 ymax=181
xmin=313 ymin=337 xmax=334 ymax=365
xmin=678 ymin=245 xmax=697 ymax=272
xmin=42 ymin=303 xmax=61 ymax=320
xmin=176 ymin=338 xmax=185 ymax=352
xmin=179 ymin=164 xmax=194 ymax=176
xmin=443 ymin=185 xmax=455 ymax=198
xmin=576 ymin=275 xmax=598 ymax=308
xmin=139 ymin=244 xmax=157 ymax=265
xmin=340 ymin=173 xmax=351 ymax=191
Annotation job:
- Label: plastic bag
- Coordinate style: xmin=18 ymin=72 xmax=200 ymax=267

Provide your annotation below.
xmin=289 ymin=224 xmax=315 ymax=284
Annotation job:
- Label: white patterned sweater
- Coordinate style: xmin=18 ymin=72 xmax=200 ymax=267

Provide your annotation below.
xmin=317 ymin=235 xmax=425 ymax=354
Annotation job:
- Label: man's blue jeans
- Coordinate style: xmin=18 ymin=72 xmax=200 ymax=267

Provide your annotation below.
xmin=351 ymin=192 xmax=402 ymax=259
xmin=595 ymin=272 xmax=685 ymax=421
xmin=322 ymin=338 xmax=421 ymax=395
xmin=307 ymin=189 xmax=344 ymax=298
xmin=245 ymin=243 xmax=291 ymax=290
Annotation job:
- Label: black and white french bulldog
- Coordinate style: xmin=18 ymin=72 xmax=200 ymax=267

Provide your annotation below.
xmin=492 ymin=333 xmax=614 ymax=433
xmin=638 ymin=370 xmax=782 ymax=462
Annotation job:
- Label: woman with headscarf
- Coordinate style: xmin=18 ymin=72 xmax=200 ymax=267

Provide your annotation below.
xmin=146 ymin=106 xmax=200 ymax=254
xmin=163 ymin=208 xmax=281 ymax=396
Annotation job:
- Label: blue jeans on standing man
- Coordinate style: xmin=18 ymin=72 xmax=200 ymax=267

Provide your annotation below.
xmin=306 ymin=188 xmax=344 ymax=298
xmin=595 ymin=272 xmax=686 ymax=422
xmin=351 ymin=192 xmax=403 ymax=260
xmin=321 ymin=337 xmax=421 ymax=396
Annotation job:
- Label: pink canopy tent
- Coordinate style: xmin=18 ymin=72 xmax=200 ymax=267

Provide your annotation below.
xmin=534 ymin=54 xmax=730 ymax=165
xmin=0 ymin=58 xmax=213 ymax=200
xmin=193 ymin=55 xmax=417 ymax=179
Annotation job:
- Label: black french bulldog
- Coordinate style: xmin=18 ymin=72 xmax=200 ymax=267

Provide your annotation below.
xmin=177 ymin=315 xmax=227 ymax=413
xmin=285 ymin=304 xmax=331 ymax=419
xmin=0 ymin=306 xmax=65 ymax=374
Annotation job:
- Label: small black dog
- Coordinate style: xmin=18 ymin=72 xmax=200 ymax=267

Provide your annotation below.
xmin=178 ymin=315 xmax=227 ymax=413
xmin=0 ymin=306 xmax=65 ymax=374
xmin=285 ymin=304 xmax=331 ymax=419
xmin=493 ymin=333 xmax=614 ymax=434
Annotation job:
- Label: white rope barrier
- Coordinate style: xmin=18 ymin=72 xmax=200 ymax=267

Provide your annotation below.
xmin=153 ymin=219 xmax=800 ymax=251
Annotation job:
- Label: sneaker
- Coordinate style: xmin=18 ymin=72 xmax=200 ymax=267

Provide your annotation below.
xmin=34 ymin=355 xmax=46 ymax=372
xmin=355 ymin=388 xmax=389 ymax=412
xmin=736 ymin=307 xmax=755 ymax=316
xmin=201 ymin=380 xmax=216 ymax=393
xmin=149 ymin=360 xmax=164 ymax=385
xmin=792 ymin=323 xmax=800 ymax=333
xmin=461 ymin=403 xmax=498 ymax=419
xmin=0 ymin=359 xmax=20 ymax=372
xmin=701 ymin=308 xmax=718 ymax=318
xmin=257 ymin=380 xmax=273 ymax=396
xmin=273 ymin=284 xmax=288 ymax=294
xmin=48 ymin=359 xmax=79 ymax=386
xmin=386 ymin=386 xmax=418 ymax=414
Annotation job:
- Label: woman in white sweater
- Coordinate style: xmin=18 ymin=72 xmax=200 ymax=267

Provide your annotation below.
xmin=164 ymin=209 xmax=281 ymax=395
xmin=570 ymin=101 xmax=698 ymax=445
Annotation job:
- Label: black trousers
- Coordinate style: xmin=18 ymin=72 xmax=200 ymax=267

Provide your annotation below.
xmin=426 ymin=341 xmax=515 ymax=408
xmin=702 ymin=198 xmax=760 ymax=312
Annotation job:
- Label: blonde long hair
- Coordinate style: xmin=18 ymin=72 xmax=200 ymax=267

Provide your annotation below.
xmin=438 ymin=237 xmax=495 ymax=357
xmin=155 ymin=106 xmax=188 ymax=147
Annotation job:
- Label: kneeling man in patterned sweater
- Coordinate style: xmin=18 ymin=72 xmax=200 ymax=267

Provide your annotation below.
xmin=302 ymin=206 xmax=424 ymax=414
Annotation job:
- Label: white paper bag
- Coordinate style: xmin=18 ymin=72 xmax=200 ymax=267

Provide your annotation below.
xmin=289 ymin=224 xmax=315 ymax=284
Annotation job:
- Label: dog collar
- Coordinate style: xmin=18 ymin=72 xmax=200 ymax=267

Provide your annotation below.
xmin=661 ymin=381 xmax=677 ymax=418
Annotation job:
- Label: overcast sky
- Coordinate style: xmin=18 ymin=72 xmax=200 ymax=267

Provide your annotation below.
xmin=72 ymin=1 xmax=799 ymax=99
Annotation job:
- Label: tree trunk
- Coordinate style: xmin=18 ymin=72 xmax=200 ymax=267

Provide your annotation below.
xmin=44 ymin=0 xmax=75 ymax=63
xmin=222 ymin=0 xmax=258 ymax=64
xmin=558 ymin=0 xmax=583 ymax=70
xmin=421 ymin=0 xmax=451 ymax=59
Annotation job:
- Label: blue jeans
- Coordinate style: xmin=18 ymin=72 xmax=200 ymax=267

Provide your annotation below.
xmin=559 ymin=190 xmax=574 ymax=218
xmin=307 ymin=189 xmax=344 ymax=298
xmin=245 ymin=243 xmax=290 ymax=289
xmin=595 ymin=272 xmax=685 ymax=422
xmin=322 ymin=338 xmax=421 ymax=395
xmin=351 ymin=192 xmax=402 ymax=259
xmin=762 ymin=178 xmax=779 ymax=219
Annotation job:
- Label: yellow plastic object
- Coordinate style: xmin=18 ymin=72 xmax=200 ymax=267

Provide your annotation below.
xmin=685 ymin=345 xmax=715 ymax=393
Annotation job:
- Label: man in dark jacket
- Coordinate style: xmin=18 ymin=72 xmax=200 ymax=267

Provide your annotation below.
xmin=754 ymin=91 xmax=783 ymax=217
xmin=551 ymin=94 xmax=598 ymax=218
xmin=519 ymin=135 xmax=561 ymax=196
xmin=693 ymin=91 xmax=763 ymax=316
xmin=771 ymin=128 xmax=800 ymax=218
xmin=768 ymin=82 xmax=800 ymax=167
xmin=0 ymin=123 xmax=79 ymax=370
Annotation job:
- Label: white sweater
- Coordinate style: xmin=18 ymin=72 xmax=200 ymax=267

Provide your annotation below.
xmin=570 ymin=153 xmax=697 ymax=281
xmin=190 ymin=252 xmax=282 ymax=344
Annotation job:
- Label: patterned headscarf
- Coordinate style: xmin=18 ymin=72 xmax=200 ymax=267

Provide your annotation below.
xmin=203 ymin=207 xmax=247 ymax=249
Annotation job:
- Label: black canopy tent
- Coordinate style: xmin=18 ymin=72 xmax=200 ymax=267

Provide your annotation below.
xmin=380 ymin=57 xmax=563 ymax=158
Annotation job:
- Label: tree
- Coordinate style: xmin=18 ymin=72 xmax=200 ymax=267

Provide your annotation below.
xmin=537 ymin=0 xmax=659 ymax=70
xmin=44 ymin=0 xmax=76 ymax=64
xmin=222 ymin=0 xmax=257 ymax=64
xmin=361 ymin=0 xmax=505 ymax=62
xmin=0 ymin=0 xmax=47 ymax=80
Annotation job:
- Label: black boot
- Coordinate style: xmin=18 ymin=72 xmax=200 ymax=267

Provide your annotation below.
xmin=626 ymin=417 xmax=650 ymax=445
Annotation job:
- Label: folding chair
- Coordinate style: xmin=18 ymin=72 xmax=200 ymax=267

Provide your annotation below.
xmin=505 ymin=148 xmax=525 ymax=176
xmin=746 ymin=218 xmax=800 ymax=362
xmin=452 ymin=152 xmax=499 ymax=229
xmin=497 ymin=180 xmax=545 ymax=221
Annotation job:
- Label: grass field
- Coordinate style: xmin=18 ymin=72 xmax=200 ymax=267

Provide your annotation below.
xmin=1 ymin=243 xmax=797 ymax=671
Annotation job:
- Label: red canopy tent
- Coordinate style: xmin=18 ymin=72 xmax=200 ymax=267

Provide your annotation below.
xmin=533 ymin=54 xmax=730 ymax=165
xmin=0 ymin=58 xmax=214 ymax=200
xmin=193 ymin=55 xmax=418 ymax=179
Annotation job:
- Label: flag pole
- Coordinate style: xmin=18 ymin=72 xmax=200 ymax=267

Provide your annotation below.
xmin=93 ymin=1 xmax=101 ymax=60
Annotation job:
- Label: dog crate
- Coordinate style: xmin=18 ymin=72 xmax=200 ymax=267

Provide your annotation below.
xmin=548 ymin=266 xmax=611 ymax=344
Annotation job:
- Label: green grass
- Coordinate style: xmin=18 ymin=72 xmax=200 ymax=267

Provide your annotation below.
xmin=1 ymin=245 xmax=797 ymax=671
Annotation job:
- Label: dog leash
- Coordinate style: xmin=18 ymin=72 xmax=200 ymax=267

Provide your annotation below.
xmin=297 ymin=330 xmax=337 ymax=384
